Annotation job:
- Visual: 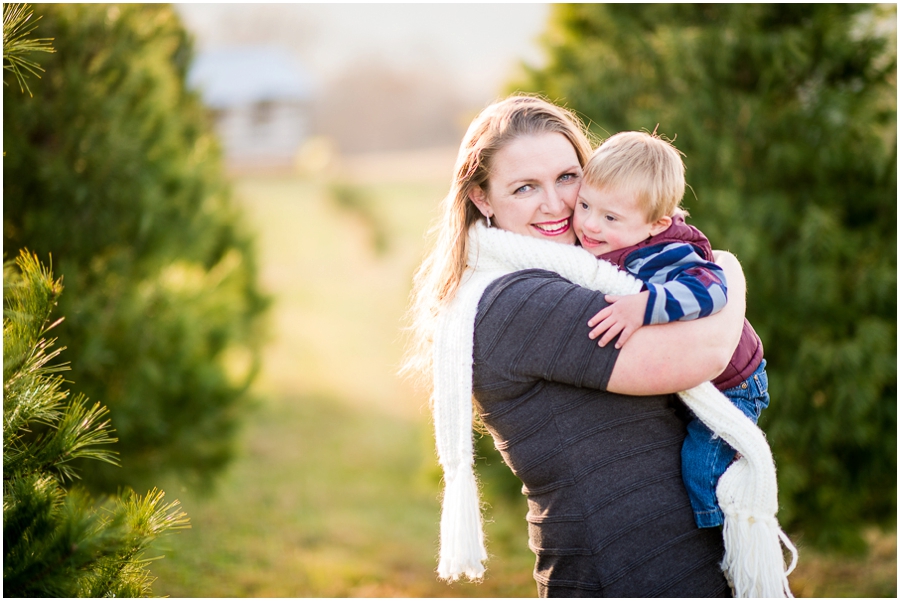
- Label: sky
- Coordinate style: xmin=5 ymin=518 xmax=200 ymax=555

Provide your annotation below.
xmin=175 ymin=3 xmax=551 ymax=105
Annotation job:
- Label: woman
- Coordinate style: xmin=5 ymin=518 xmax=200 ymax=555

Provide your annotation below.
xmin=405 ymin=96 xmax=783 ymax=597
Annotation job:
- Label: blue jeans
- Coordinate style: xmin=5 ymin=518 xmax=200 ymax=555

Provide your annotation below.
xmin=681 ymin=360 xmax=770 ymax=528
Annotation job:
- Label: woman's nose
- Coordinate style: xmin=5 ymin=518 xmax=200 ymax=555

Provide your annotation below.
xmin=543 ymin=187 xmax=566 ymax=214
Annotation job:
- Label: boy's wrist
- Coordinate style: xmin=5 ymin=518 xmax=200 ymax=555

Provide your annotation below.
xmin=639 ymin=288 xmax=655 ymax=326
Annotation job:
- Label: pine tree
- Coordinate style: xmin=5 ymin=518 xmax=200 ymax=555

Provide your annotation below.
xmin=516 ymin=4 xmax=896 ymax=550
xmin=3 ymin=251 xmax=190 ymax=597
xmin=3 ymin=3 xmax=268 ymax=492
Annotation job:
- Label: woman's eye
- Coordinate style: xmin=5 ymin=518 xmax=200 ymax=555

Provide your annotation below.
xmin=514 ymin=184 xmax=533 ymax=194
xmin=559 ymin=172 xmax=578 ymax=183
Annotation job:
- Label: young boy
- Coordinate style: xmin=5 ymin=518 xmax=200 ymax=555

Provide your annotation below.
xmin=574 ymin=130 xmax=769 ymax=529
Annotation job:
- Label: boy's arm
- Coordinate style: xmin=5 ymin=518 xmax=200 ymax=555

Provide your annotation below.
xmin=636 ymin=243 xmax=728 ymax=325
xmin=586 ymin=242 xmax=727 ymax=348
xmin=607 ymin=250 xmax=746 ymax=396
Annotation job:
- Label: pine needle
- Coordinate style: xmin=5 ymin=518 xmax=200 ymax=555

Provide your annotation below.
xmin=3 ymin=3 xmax=55 ymax=96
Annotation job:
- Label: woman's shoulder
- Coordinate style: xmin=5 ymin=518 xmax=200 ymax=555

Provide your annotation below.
xmin=473 ymin=268 xmax=619 ymax=393
xmin=475 ymin=269 xmax=607 ymax=336
xmin=476 ymin=269 xmax=595 ymax=331
xmin=478 ymin=269 xmax=577 ymax=312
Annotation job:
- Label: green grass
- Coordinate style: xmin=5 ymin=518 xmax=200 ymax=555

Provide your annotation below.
xmin=149 ymin=393 xmax=536 ymax=597
xmin=148 ymin=171 xmax=537 ymax=596
xmin=148 ymin=168 xmax=896 ymax=597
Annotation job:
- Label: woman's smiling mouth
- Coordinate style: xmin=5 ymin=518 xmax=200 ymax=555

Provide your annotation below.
xmin=532 ymin=218 xmax=571 ymax=236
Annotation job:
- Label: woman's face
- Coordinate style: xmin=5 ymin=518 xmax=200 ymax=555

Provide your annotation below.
xmin=468 ymin=132 xmax=582 ymax=245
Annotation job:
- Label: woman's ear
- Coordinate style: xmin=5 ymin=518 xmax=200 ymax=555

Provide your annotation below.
xmin=468 ymin=186 xmax=492 ymax=218
xmin=649 ymin=215 xmax=672 ymax=236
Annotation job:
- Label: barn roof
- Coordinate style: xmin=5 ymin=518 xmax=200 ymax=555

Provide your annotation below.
xmin=187 ymin=47 xmax=313 ymax=109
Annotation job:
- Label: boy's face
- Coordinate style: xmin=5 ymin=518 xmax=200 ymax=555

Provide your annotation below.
xmin=573 ymin=185 xmax=664 ymax=256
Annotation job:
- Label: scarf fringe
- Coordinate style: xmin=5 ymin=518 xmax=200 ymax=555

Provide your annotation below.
xmin=720 ymin=500 xmax=798 ymax=597
xmin=430 ymin=223 xmax=798 ymax=595
xmin=680 ymin=384 xmax=798 ymax=597
xmin=437 ymin=464 xmax=487 ymax=581
xmin=719 ymin=461 xmax=799 ymax=597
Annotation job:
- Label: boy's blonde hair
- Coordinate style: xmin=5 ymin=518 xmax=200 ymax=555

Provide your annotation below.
xmin=583 ymin=130 xmax=685 ymax=222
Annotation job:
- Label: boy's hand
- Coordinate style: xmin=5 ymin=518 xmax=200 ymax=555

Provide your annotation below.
xmin=587 ymin=291 xmax=649 ymax=349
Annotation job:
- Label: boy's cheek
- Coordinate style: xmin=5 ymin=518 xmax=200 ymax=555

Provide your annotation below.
xmin=572 ymin=212 xmax=585 ymax=232
xmin=571 ymin=218 xmax=587 ymax=247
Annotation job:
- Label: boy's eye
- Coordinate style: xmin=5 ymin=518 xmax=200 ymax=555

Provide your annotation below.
xmin=579 ymin=202 xmax=589 ymax=210
xmin=605 ymin=215 xmax=616 ymax=222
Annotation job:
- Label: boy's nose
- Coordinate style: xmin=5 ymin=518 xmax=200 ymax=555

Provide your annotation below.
xmin=583 ymin=214 xmax=602 ymax=233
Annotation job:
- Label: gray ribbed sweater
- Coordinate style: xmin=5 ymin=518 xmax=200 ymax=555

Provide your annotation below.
xmin=472 ymin=269 xmax=730 ymax=597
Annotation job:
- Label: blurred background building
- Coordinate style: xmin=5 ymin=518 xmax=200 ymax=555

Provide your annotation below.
xmin=176 ymin=3 xmax=550 ymax=172
xmin=188 ymin=47 xmax=313 ymax=171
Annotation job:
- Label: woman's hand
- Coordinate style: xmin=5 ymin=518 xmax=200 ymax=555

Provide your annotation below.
xmin=606 ymin=251 xmax=746 ymax=396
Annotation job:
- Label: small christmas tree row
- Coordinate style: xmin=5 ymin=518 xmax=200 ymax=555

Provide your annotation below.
xmin=3 ymin=251 xmax=190 ymax=597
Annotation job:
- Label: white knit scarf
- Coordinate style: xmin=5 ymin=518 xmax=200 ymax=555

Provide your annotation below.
xmin=432 ymin=221 xmax=798 ymax=597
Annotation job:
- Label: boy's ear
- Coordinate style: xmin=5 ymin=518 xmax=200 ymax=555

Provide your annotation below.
xmin=468 ymin=186 xmax=492 ymax=217
xmin=649 ymin=215 xmax=672 ymax=236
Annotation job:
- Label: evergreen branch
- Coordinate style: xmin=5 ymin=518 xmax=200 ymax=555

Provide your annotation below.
xmin=51 ymin=396 xmax=120 ymax=479
xmin=4 ymin=251 xmax=116 ymax=482
xmin=3 ymin=251 xmax=63 ymax=383
xmin=4 ymin=338 xmax=69 ymax=408
xmin=3 ymin=251 xmax=71 ymax=455
xmin=4 ymin=375 xmax=69 ymax=468
xmin=4 ymin=349 xmax=70 ymax=457
xmin=122 ymin=488 xmax=191 ymax=536
xmin=4 ymin=393 xmax=118 ymax=483
xmin=6 ymin=487 xmax=119 ymax=597
xmin=4 ymin=233 xmax=190 ymax=596
xmin=80 ymin=489 xmax=190 ymax=597
xmin=2 ymin=474 xmax=71 ymax=596
xmin=3 ymin=3 xmax=55 ymax=96
xmin=4 ymin=365 xmax=68 ymax=430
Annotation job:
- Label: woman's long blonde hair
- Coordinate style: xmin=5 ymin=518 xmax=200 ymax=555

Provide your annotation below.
xmin=402 ymin=95 xmax=593 ymax=388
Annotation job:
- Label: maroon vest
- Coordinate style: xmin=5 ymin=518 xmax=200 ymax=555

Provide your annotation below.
xmin=599 ymin=214 xmax=763 ymax=391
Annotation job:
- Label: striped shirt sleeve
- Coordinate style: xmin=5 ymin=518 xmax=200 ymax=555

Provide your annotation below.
xmin=623 ymin=243 xmax=728 ymax=326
